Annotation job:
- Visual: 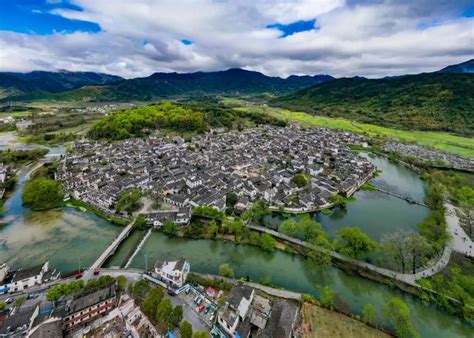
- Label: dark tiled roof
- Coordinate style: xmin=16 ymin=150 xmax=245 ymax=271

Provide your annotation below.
xmin=12 ymin=264 xmax=44 ymax=282
xmin=258 ymin=300 xmax=299 ymax=338
xmin=227 ymin=284 xmax=253 ymax=309
xmin=0 ymin=307 xmax=35 ymax=335
xmin=67 ymin=282 xmax=116 ymax=315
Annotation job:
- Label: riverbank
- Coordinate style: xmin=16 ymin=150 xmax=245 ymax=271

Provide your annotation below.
xmin=63 ymin=198 xmax=129 ymax=226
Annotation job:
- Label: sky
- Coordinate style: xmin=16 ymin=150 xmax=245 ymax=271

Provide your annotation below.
xmin=0 ymin=0 xmax=472 ymax=78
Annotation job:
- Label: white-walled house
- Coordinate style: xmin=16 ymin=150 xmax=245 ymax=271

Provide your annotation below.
xmin=217 ymin=284 xmax=255 ymax=336
xmin=153 ymin=258 xmax=190 ymax=288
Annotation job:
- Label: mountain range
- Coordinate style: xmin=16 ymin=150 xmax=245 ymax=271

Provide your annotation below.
xmin=0 ymin=68 xmax=333 ymax=101
xmin=0 ymin=59 xmax=472 ymax=135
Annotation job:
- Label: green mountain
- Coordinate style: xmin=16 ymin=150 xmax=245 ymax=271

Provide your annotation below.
xmin=438 ymin=59 xmax=474 ymax=74
xmin=272 ymin=72 xmax=474 ymax=135
xmin=0 ymin=68 xmax=333 ymax=102
xmin=0 ymin=70 xmax=123 ymax=100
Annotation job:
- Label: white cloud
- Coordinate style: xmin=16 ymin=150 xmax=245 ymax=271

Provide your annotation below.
xmin=0 ymin=0 xmax=472 ymax=78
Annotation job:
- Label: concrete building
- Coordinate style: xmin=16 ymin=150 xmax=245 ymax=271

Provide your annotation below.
xmin=153 ymin=258 xmax=190 ymax=289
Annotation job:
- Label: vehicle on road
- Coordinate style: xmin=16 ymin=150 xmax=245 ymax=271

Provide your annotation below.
xmin=5 ymin=298 xmax=12 ymax=304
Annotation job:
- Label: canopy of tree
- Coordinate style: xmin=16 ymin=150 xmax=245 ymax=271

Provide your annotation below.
xmin=22 ymin=177 xmax=64 ymax=211
xmin=0 ymin=149 xmax=48 ymax=166
xmin=335 ymin=227 xmax=377 ymax=259
xmin=88 ymin=102 xmax=206 ymax=140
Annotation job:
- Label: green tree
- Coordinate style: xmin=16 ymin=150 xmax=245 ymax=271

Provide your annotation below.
xmin=169 ymin=305 xmax=184 ymax=328
xmin=406 ymin=233 xmax=433 ymax=274
xmin=116 ymin=188 xmax=142 ymax=213
xmin=384 ymin=297 xmax=419 ymax=338
xmin=243 ymin=199 xmax=270 ymax=224
xmin=320 ymin=286 xmax=334 ymax=307
xmin=259 ymin=233 xmax=276 ymax=252
xmin=130 ymin=280 xmax=151 ymax=304
xmin=162 ymin=221 xmax=178 ymax=236
xmin=207 ymin=220 xmax=219 ymax=238
xmin=260 ymin=275 xmax=272 ymax=286
xmin=142 ymin=287 xmax=164 ymax=318
xmin=180 ymin=320 xmax=193 ymax=338
xmin=329 ymin=194 xmax=347 ymax=208
xmin=13 ymin=296 xmax=26 ymax=309
xmin=226 ymin=192 xmax=238 ymax=207
xmin=292 ymin=173 xmax=308 ymax=188
xmin=133 ymin=215 xmax=147 ymax=230
xmin=219 ymin=263 xmax=235 ymax=278
xmin=192 ymin=332 xmax=209 ymax=338
xmin=22 ymin=177 xmax=64 ymax=211
xmin=116 ymin=275 xmax=127 ymax=293
xmin=363 ymin=303 xmax=376 ymax=325
xmin=381 ymin=231 xmax=411 ymax=273
xmin=0 ymin=302 xmax=5 ymax=311
xmin=335 ymin=227 xmax=376 ymax=259
xmin=156 ymin=298 xmax=173 ymax=324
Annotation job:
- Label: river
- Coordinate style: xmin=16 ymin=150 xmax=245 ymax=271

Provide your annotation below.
xmin=0 ymin=141 xmax=472 ymax=336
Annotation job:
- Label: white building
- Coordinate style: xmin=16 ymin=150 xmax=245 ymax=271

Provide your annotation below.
xmin=153 ymin=258 xmax=190 ymax=289
xmin=217 ymin=284 xmax=255 ymax=336
xmin=9 ymin=261 xmax=57 ymax=293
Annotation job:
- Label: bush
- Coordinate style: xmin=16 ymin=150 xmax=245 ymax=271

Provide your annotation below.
xmin=219 ymin=263 xmax=235 ymax=278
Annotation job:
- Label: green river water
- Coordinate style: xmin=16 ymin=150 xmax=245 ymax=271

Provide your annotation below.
xmin=0 ymin=144 xmax=472 ymax=337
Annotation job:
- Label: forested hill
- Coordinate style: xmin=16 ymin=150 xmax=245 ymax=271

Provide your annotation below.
xmin=0 ymin=70 xmax=122 ymax=99
xmin=0 ymin=68 xmax=333 ymax=102
xmin=272 ymin=72 xmax=474 ymax=135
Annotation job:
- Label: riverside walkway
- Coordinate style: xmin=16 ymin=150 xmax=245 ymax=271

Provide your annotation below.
xmin=246 ymin=201 xmax=461 ymax=287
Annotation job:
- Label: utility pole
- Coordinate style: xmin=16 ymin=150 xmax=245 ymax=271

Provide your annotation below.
xmin=144 ymin=254 xmax=148 ymax=273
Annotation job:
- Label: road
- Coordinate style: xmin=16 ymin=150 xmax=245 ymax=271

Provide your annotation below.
xmin=446 ymin=202 xmax=473 ymax=258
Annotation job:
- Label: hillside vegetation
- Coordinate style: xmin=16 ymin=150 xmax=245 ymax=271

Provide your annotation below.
xmin=273 ymin=73 xmax=474 ymax=135
xmin=88 ymin=101 xmax=286 ymax=141
xmin=88 ymin=102 xmax=206 ymax=140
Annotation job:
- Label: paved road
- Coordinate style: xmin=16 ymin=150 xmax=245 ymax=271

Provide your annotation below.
xmin=446 ymin=202 xmax=473 ymax=258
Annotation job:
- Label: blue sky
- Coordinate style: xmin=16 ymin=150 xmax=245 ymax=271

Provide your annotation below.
xmin=0 ymin=0 xmax=100 ymax=34
xmin=0 ymin=1 xmax=472 ymax=78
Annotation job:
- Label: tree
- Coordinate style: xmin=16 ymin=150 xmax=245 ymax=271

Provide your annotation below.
xmin=260 ymin=275 xmax=272 ymax=286
xmin=225 ymin=218 xmax=244 ymax=241
xmin=181 ymin=320 xmax=193 ymax=338
xmin=22 ymin=177 xmax=64 ymax=211
xmin=406 ymin=233 xmax=433 ymax=274
xmin=169 ymin=305 xmax=183 ymax=328
xmin=219 ymin=263 xmax=235 ymax=278
xmin=336 ymin=227 xmax=376 ymax=259
xmin=133 ymin=215 xmax=147 ymax=230
xmin=116 ymin=275 xmax=127 ymax=293
xmin=308 ymin=249 xmax=332 ymax=269
xmin=259 ymin=233 xmax=276 ymax=252
xmin=382 ymin=231 xmax=410 ymax=273
xmin=363 ymin=303 xmax=376 ymax=325
xmin=384 ymin=296 xmax=419 ymax=338
xmin=292 ymin=173 xmax=308 ymax=188
xmin=13 ymin=296 xmax=26 ymax=309
xmin=115 ymin=188 xmax=142 ymax=213
xmin=243 ymin=199 xmax=270 ymax=224
xmin=226 ymin=191 xmax=238 ymax=207
xmin=130 ymin=280 xmax=151 ymax=304
xmin=142 ymin=287 xmax=164 ymax=318
xmin=207 ymin=220 xmax=219 ymax=238
xmin=193 ymin=332 xmax=209 ymax=338
xmin=0 ymin=302 xmax=5 ymax=311
xmin=320 ymin=286 xmax=333 ymax=307
xmin=329 ymin=194 xmax=347 ymax=208
xmin=162 ymin=221 xmax=178 ymax=236
xmin=156 ymin=298 xmax=173 ymax=324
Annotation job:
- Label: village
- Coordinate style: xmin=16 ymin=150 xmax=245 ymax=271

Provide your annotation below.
xmin=0 ymin=258 xmax=302 ymax=338
xmin=58 ymin=125 xmax=375 ymax=223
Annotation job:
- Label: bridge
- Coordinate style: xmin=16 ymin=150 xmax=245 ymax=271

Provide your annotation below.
xmin=89 ymin=221 xmax=134 ymax=270
xmin=372 ymin=187 xmax=428 ymax=207
xmin=89 ymin=199 xmax=153 ymax=270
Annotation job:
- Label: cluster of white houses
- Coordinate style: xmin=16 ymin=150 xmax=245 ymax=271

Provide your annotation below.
xmin=0 ymin=261 xmax=59 ymax=294
xmin=58 ymin=125 xmax=375 ymax=222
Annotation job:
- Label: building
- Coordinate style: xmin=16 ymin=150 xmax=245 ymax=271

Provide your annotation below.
xmin=153 ymin=258 xmax=190 ymax=289
xmin=8 ymin=262 xmax=58 ymax=293
xmin=63 ymin=281 xmax=118 ymax=332
xmin=217 ymin=284 xmax=255 ymax=336
xmin=0 ymin=307 xmax=38 ymax=337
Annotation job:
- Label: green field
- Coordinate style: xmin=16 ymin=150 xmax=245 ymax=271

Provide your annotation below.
xmin=234 ymin=105 xmax=474 ymax=158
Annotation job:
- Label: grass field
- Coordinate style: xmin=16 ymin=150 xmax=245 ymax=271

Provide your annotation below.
xmin=302 ymin=303 xmax=390 ymax=338
xmin=234 ymin=105 xmax=474 ymax=158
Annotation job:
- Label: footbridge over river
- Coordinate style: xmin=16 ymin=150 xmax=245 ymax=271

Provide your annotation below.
xmin=89 ymin=199 xmax=153 ymax=270
xmin=372 ymin=187 xmax=428 ymax=208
